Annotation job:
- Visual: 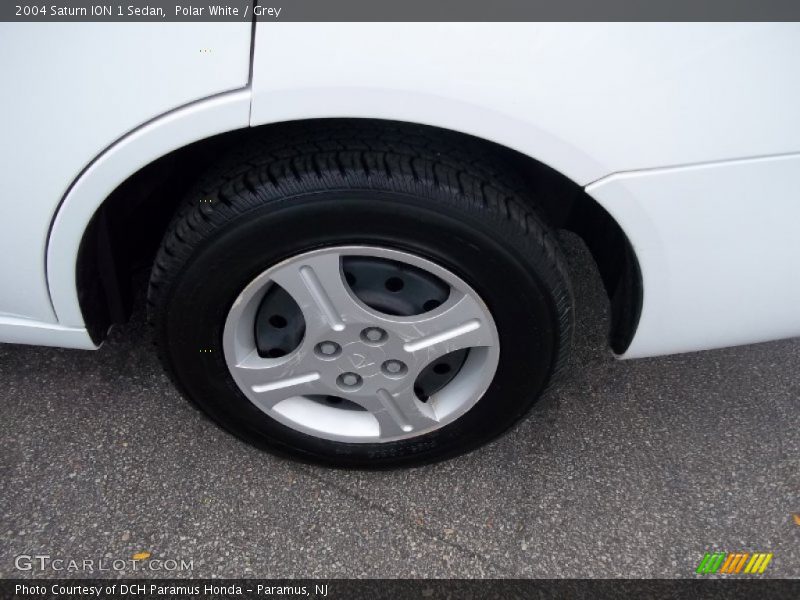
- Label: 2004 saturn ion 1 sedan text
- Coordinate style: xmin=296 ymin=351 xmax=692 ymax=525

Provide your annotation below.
xmin=1 ymin=23 xmax=799 ymax=466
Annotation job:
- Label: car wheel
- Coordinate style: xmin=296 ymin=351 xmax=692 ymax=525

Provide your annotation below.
xmin=147 ymin=124 xmax=572 ymax=467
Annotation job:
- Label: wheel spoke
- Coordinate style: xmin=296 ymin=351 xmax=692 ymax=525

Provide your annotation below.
xmin=229 ymin=353 xmax=327 ymax=410
xmin=400 ymin=293 xmax=495 ymax=366
xmin=366 ymin=387 xmax=438 ymax=437
xmin=267 ymin=252 xmax=369 ymax=335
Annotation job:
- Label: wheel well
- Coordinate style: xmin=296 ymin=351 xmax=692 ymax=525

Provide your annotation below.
xmin=77 ymin=119 xmax=641 ymax=353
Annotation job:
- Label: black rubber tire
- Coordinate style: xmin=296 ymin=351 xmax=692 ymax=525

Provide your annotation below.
xmin=147 ymin=122 xmax=573 ymax=468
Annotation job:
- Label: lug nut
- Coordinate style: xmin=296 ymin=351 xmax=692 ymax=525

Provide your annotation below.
xmin=315 ymin=341 xmax=341 ymax=358
xmin=381 ymin=359 xmax=408 ymax=378
xmin=361 ymin=327 xmax=388 ymax=345
xmin=337 ymin=372 xmax=363 ymax=390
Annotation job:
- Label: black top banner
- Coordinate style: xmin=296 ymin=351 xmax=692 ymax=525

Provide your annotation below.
xmin=3 ymin=0 xmax=800 ymax=22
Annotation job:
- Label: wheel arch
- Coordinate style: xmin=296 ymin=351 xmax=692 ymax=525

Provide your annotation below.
xmin=56 ymin=114 xmax=641 ymax=353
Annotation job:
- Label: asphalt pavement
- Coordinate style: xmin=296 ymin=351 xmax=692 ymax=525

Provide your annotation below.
xmin=1 ymin=233 xmax=798 ymax=578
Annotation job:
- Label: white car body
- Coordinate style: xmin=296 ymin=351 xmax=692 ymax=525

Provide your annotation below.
xmin=1 ymin=22 xmax=799 ymax=358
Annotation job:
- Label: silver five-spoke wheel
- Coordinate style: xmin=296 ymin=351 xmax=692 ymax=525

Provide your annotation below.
xmin=223 ymin=246 xmax=500 ymax=443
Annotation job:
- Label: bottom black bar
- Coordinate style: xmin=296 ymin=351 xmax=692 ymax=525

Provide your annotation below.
xmin=2 ymin=579 xmax=799 ymax=600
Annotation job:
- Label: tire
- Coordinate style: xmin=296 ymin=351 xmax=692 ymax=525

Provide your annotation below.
xmin=147 ymin=122 xmax=573 ymax=467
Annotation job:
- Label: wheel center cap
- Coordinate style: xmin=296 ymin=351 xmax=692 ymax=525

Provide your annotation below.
xmin=342 ymin=342 xmax=385 ymax=378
